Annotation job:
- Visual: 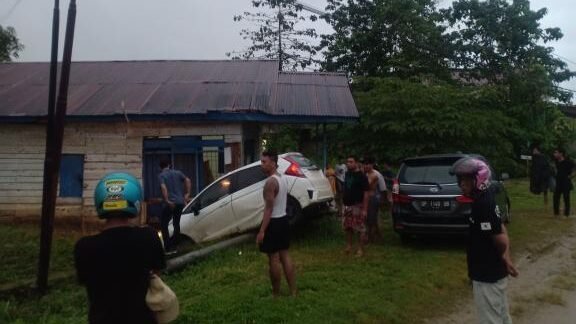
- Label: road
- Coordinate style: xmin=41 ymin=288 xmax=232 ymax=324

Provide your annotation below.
xmin=428 ymin=219 xmax=576 ymax=324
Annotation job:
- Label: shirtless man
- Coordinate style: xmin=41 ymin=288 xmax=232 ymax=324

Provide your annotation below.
xmin=256 ymin=150 xmax=297 ymax=297
xmin=363 ymin=157 xmax=382 ymax=242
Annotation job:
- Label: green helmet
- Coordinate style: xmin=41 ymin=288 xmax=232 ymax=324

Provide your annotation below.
xmin=94 ymin=172 xmax=142 ymax=218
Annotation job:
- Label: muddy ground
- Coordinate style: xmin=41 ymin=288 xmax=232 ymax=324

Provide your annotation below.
xmin=428 ymin=218 xmax=576 ymax=324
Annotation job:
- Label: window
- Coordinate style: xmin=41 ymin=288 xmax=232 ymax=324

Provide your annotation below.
xmin=400 ymin=159 xmax=459 ymax=185
xmin=59 ymin=155 xmax=84 ymax=197
xmin=285 ymin=154 xmax=318 ymax=169
xmin=233 ymin=166 xmax=267 ymax=192
xmin=199 ymin=176 xmax=232 ymax=208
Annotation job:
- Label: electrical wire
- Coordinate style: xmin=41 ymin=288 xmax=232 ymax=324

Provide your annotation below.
xmin=0 ymin=0 xmax=23 ymax=24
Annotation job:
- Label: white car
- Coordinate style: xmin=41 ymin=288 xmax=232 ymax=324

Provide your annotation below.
xmin=171 ymin=153 xmax=333 ymax=243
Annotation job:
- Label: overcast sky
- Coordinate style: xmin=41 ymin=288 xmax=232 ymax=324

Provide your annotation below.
xmin=0 ymin=0 xmax=574 ymax=94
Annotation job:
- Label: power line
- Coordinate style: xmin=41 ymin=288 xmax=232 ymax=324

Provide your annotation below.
xmin=555 ymin=85 xmax=576 ymax=93
xmin=295 ymin=1 xmax=325 ymax=15
xmin=552 ymin=52 xmax=576 ymax=66
xmin=0 ymin=0 xmax=23 ymax=24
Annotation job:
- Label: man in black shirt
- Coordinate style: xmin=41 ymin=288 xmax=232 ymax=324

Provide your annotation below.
xmin=530 ymin=145 xmax=551 ymax=205
xmin=342 ymin=155 xmax=369 ymax=257
xmin=553 ymin=148 xmax=575 ymax=217
xmin=75 ymin=173 xmax=166 ymax=324
xmin=451 ymin=158 xmax=518 ymax=324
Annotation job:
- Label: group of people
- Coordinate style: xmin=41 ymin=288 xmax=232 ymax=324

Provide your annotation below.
xmin=74 ymin=152 xmax=521 ymax=323
xmin=326 ymin=156 xmax=394 ymax=257
xmin=530 ymin=145 xmax=575 ymax=216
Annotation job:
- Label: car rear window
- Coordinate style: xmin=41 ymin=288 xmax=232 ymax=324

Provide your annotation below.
xmin=399 ymin=159 xmax=459 ymax=184
xmin=285 ymin=154 xmax=318 ymax=169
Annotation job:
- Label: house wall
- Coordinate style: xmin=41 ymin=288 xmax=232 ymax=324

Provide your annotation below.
xmin=0 ymin=121 xmax=243 ymax=222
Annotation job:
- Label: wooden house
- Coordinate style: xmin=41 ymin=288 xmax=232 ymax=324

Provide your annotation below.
xmin=0 ymin=60 xmax=358 ymax=222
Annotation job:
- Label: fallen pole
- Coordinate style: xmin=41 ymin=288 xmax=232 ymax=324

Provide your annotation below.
xmin=165 ymin=233 xmax=255 ymax=273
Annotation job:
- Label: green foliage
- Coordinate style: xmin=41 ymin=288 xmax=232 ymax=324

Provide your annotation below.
xmin=228 ymin=0 xmax=320 ymax=71
xmin=321 ymin=0 xmax=451 ymax=79
xmin=443 ymin=0 xmax=575 ymax=102
xmin=314 ymin=0 xmax=575 ymax=173
xmin=332 ymin=77 xmax=513 ymax=167
xmin=0 ymin=25 xmax=23 ymax=62
xmin=262 ymin=125 xmax=301 ymax=153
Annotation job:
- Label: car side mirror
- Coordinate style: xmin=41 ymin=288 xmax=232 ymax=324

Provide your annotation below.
xmin=501 ymin=173 xmax=510 ymax=181
xmin=193 ymin=204 xmax=200 ymax=216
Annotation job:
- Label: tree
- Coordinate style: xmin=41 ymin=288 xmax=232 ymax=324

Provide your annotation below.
xmin=0 ymin=25 xmax=23 ymax=62
xmin=443 ymin=0 xmax=575 ymax=102
xmin=320 ymin=0 xmax=452 ymax=79
xmin=328 ymin=77 xmax=522 ymax=172
xmin=228 ymin=0 xmax=320 ymax=71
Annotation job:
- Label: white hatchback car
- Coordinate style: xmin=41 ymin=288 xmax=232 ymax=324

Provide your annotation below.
xmin=171 ymin=152 xmax=333 ymax=243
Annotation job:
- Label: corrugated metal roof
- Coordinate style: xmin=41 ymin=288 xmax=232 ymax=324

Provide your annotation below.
xmin=0 ymin=60 xmax=358 ymax=122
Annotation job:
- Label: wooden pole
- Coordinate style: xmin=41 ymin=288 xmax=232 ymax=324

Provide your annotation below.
xmin=37 ymin=0 xmax=77 ymax=294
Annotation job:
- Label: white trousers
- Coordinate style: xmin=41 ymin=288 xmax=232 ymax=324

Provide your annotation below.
xmin=472 ymin=278 xmax=512 ymax=324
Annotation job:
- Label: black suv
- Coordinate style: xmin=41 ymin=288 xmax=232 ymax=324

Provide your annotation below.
xmin=391 ymin=154 xmax=510 ymax=239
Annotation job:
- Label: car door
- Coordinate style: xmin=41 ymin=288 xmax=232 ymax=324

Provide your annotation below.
xmin=182 ymin=175 xmax=234 ymax=243
xmin=230 ymin=166 xmax=268 ymax=232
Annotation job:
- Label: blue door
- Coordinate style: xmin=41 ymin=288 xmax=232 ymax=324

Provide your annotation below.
xmin=60 ymin=155 xmax=84 ymax=197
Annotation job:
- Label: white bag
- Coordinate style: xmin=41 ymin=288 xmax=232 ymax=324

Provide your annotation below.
xmin=146 ymin=274 xmax=179 ymax=323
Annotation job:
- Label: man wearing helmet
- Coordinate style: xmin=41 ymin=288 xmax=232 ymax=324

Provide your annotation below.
xmin=74 ymin=173 xmax=166 ymax=324
xmin=452 ymin=157 xmax=518 ymax=324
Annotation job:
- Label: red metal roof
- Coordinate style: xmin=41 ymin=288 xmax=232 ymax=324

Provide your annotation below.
xmin=0 ymin=60 xmax=358 ymax=122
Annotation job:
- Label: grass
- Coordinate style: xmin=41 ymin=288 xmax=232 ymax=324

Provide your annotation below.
xmin=1 ymin=178 xmax=575 ymax=323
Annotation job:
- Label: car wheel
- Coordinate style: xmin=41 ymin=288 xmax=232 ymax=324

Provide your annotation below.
xmin=286 ymin=196 xmax=303 ymax=225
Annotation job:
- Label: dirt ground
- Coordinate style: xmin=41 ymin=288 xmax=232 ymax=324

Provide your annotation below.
xmin=428 ymin=218 xmax=576 ymax=324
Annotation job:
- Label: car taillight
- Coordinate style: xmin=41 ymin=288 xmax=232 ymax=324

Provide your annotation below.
xmin=393 ymin=193 xmax=413 ymax=204
xmin=456 ymin=195 xmax=474 ymax=203
xmin=392 ymin=179 xmax=400 ymax=194
xmin=285 ymin=161 xmax=306 ymax=178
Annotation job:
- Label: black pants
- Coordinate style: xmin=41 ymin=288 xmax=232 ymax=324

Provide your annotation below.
xmin=553 ymin=189 xmax=571 ymax=216
xmin=161 ymin=204 xmax=184 ymax=250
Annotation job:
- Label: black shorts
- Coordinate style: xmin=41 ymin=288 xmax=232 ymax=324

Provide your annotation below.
xmin=259 ymin=217 xmax=290 ymax=254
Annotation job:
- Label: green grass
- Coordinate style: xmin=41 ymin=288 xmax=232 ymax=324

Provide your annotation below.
xmin=1 ymin=178 xmax=574 ymax=323
xmin=0 ymin=225 xmax=78 ymax=287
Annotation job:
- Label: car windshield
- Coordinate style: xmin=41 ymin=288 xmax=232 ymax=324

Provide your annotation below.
xmin=399 ymin=159 xmax=459 ymax=185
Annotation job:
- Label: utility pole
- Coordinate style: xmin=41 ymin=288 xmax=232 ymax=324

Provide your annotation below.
xmin=275 ymin=1 xmax=325 ymax=71
xmin=277 ymin=6 xmax=283 ymax=71
xmin=37 ymin=0 xmax=77 ymax=295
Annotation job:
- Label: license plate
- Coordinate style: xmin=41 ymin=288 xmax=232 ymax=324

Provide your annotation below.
xmin=420 ymin=200 xmax=451 ymax=210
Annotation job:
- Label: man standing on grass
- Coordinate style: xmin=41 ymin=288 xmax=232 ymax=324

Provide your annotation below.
xmin=256 ymin=150 xmax=297 ymax=297
xmin=75 ymin=172 xmax=166 ymax=323
xmin=553 ymin=148 xmax=575 ymax=217
xmin=342 ymin=155 xmax=369 ymax=257
xmin=159 ymin=159 xmax=192 ymax=254
xmin=363 ymin=157 xmax=384 ymax=243
xmin=451 ymin=157 xmax=518 ymax=324
xmin=529 ymin=144 xmax=551 ymax=206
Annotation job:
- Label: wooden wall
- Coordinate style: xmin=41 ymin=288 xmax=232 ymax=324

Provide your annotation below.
xmin=0 ymin=121 xmax=243 ymax=222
